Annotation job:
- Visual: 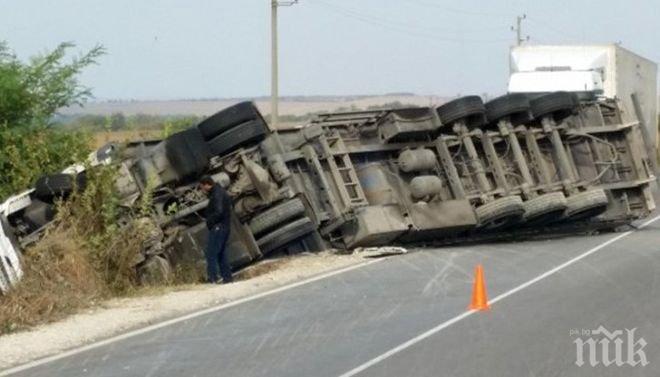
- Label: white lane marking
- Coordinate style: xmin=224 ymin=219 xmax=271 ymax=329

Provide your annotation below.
xmin=0 ymin=259 xmax=383 ymax=376
xmin=339 ymin=214 xmax=660 ymax=377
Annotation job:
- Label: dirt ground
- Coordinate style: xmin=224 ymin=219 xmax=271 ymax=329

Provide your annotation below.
xmin=0 ymin=252 xmax=369 ymax=369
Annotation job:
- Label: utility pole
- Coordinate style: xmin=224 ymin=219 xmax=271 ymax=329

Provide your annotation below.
xmin=271 ymin=0 xmax=298 ymax=130
xmin=511 ymin=14 xmax=528 ymax=46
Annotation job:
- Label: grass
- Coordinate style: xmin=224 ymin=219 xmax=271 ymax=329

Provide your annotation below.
xmin=0 ymin=228 xmax=105 ymax=333
xmin=0 ymin=166 xmax=149 ymax=334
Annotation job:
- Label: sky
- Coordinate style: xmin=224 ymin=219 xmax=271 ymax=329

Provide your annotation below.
xmin=0 ymin=0 xmax=658 ymax=100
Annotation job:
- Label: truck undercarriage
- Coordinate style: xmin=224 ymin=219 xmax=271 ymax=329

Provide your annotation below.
xmin=0 ymin=91 xmax=656 ymax=291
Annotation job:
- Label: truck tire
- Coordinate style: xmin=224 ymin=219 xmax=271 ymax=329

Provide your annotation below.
xmin=34 ymin=173 xmax=75 ymax=201
xmin=165 ymin=128 xmax=210 ymax=180
xmin=249 ymin=198 xmax=306 ymax=237
xmin=436 ymin=96 xmax=487 ymax=128
xmin=207 ymin=119 xmax=268 ymax=157
xmin=257 ymin=217 xmax=315 ymax=254
xmin=23 ymin=199 xmax=56 ymax=231
xmin=564 ymin=189 xmax=609 ymax=220
xmin=522 ymin=192 xmax=567 ymax=225
xmin=475 ymin=195 xmax=524 ymax=229
xmin=485 ymin=93 xmax=532 ymax=126
xmin=197 ymin=101 xmax=265 ymax=140
xmin=530 ymin=91 xmax=578 ymax=121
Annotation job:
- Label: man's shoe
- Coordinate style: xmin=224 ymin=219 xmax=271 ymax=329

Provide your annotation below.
xmin=219 ymin=279 xmax=233 ymax=285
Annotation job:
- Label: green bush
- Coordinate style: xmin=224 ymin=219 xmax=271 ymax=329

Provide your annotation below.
xmin=0 ymin=41 xmax=104 ymax=200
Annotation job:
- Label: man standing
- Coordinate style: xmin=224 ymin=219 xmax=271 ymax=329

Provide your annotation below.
xmin=199 ymin=176 xmax=233 ymax=284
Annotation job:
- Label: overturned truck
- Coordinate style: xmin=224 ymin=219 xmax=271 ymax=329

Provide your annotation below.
xmin=1 ymin=91 xmax=657 ymax=290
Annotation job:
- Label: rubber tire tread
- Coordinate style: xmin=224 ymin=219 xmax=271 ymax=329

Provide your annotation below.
xmin=476 ymin=195 xmax=525 ymax=229
xmin=257 ymin=217 xmax=315 ymax=254
xmin=522 ymin=192 xmax=567 ymax=222
xmin=249 ymin=198 xmax=306 ymax=237
xmin=436 ymin=96 xmax=486 ymax=127
xmin=485 ymin=93 xmax=531 ymax=124
xmin=530 ymin=91 xmax=578 ymax=120
xmin=207 ymin=119 xmax=268 ymax=157
xmin=165 ymin=128 xmax=210 ymax=180
xmin=565 ymin=189 xmax=609 ymax=219
xmin=197 ymin=101 xmax=265 ymax=140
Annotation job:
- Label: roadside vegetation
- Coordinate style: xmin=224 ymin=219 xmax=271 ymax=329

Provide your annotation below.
xmin=0 ymin=41 xmax=203 ymax=334
xmin=0 ymin=41 xmax=103 ymax=200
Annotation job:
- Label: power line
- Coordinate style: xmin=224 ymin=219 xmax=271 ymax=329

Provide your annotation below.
xmin=311 ymin=0 xmax=510 ymax=44
xmin=526 ymin=15 xmax=584 ymax=42
xmin=407 ymin=0 xmax=511 ymax=18
xmin=313 ymin=0 xmax=507 ymax=34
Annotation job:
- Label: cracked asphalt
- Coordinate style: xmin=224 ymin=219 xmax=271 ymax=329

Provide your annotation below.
xmin=4 ymin=216 xmax=660 ymax=377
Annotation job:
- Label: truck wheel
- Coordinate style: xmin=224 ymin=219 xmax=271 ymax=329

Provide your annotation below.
xmin=530 ymin=91 xmax=578 ymax=121
xmin=564 ymin=189 xmax=609 ymax=220
xmin=485 ymin=93 xmax=533 ymax=126
xmin=34 ymin=173 xmax=75 ymax=201
xmin=522 ymin=192 xmax=567 ymax=225
xmin=23 ymin=199 xmax=56 ymax=231
xmin=249 ymin=198 xmax=306 ymax=237
xmin=197 ymin=101 xmax=266 ymax=140
xmin=165 ymin=128 xmax=210 ymax=181
xmin=475 ymin=196 xmax=524 ymax=229
xmin=436 ymin=96 xmax=487 ymax=128
xmin=257 ymin=217 xmax=315 ymax=254
xmin=207 ymin=119 xmax=268 ymax=157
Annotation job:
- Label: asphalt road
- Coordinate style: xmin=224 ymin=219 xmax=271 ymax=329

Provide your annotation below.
xmin=5 ymin=216 xmax=660 ymax=377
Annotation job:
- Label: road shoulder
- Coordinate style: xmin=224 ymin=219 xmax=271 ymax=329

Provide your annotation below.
xmin=0 ymin=252 xmax=367 ymax=369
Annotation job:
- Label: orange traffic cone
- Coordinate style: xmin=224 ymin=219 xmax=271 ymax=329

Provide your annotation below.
xmin=468 ymin=264 xmax=490 ymax=311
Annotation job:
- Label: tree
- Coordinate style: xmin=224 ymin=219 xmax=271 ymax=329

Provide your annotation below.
xmin=0 ymin=41 xmax=105 ymax=199
xmin=109 ymin=112 xmax=127 ymax=131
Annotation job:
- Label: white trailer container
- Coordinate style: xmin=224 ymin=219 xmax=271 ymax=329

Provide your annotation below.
xmin=508 ymin=44 xmax=658 ymax=148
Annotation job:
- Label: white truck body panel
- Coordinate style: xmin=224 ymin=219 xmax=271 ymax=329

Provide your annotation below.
xmin=509 ymin=71 xmax=604 ymax=93
xmin=0 ymin=216 xmax=23 ymax=293
xmin=508 ymin=44 xmax=658 ymax=146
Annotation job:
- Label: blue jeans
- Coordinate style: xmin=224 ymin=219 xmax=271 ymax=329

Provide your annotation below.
xmin=205 ymin=224 xmax=233 ymax=283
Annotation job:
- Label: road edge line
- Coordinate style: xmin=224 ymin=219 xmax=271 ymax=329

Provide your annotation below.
xmin=0 ymin=258 xmax=383 ymax=376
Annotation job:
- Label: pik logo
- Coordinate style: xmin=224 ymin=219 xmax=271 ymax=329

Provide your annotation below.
xmin=573 ymin=326 xmax=649 ymax=367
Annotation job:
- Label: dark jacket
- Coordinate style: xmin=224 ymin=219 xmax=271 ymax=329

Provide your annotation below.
xmin=205 ymin=184 xmax=233 ymax=230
